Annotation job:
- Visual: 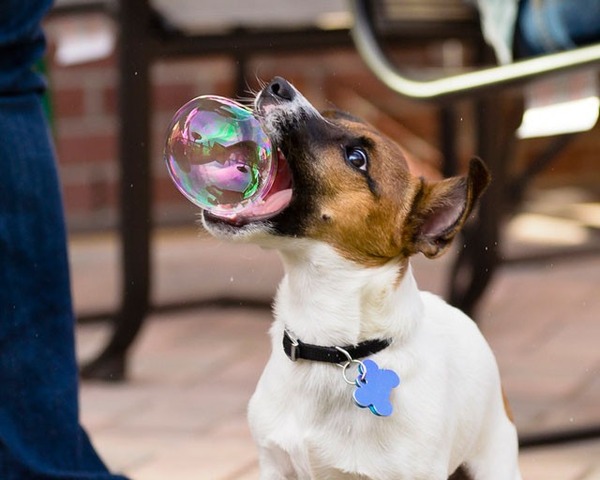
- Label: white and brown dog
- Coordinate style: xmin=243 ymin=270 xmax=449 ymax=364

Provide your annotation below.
xmin=202 ymin=77 xmax=521 ymax=480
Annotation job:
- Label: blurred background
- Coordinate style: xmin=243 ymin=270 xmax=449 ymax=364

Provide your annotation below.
xmin=42 ymin=1 xmax=600 ymax=478
xmin=45 ymin=4 xmax=599 ymax=233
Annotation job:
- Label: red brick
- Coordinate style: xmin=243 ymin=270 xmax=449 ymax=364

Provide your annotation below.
xmin=103 ymin=87 xmax=118 ymax=116
xmin=56 ymin=134 xmax=117 ymax=164
xmin=52 ymin=87 xmax=86 ymax=117
xmin=154 ymin=176 xmax=189 ymax=204
xmin=213 ymin=78 xmax=236 ymax=98
xmin=153 ymin=83 xmax=198 ymax=112
xmin=62 ymin=182 xmax=118 ymax=213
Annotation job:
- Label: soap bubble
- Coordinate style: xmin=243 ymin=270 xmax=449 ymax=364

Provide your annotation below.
xmin=164 ymin=95 xmax=274 ymax=218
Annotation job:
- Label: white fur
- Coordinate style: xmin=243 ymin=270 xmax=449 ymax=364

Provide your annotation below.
xmin=245 ymin=239 xmax=521 ymax=480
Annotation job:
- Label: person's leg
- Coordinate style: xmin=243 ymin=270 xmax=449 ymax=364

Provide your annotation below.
xmin=516 ymin=0 xmax=600 ymax=57
xmin=0 ymin=2 xmax=127 ymax=479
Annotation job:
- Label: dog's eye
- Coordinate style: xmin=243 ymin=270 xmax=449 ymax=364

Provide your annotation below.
xmin=344 ymin=147 xmax=368 ymax=172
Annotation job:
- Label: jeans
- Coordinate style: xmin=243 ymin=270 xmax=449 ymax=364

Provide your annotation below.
xmin=0 ymin=1 xmax=128 ymax=478
xmin=517 ymin=0 xmax=600 ymax=57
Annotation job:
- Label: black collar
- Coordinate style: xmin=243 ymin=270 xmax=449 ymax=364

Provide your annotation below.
xmin=283 ymin=330 xmax=392 ymax=363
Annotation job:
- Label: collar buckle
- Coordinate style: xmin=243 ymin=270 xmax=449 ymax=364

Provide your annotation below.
xmin=286 ymin=330 xmax=300 ymax=362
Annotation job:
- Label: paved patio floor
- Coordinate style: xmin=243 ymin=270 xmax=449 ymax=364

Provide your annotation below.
xmin=72 ymin=220 xmax=600 ymax=479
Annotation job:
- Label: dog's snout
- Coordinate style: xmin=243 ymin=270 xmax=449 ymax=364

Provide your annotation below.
xmin=255 ymin=76 xmax=321 ymax=138
xmin=267 ymin=77 xmax=295 ymax=102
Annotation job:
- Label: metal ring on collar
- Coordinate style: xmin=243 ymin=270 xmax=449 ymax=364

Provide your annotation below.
xmin=335 ymin=346 xmax=367 ymax=385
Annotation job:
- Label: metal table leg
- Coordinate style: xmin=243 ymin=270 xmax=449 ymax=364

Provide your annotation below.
xmin=448 ymin=94 xmax=523 ymax=317
xmin=81 ymin=0 xmax=152 ymax=381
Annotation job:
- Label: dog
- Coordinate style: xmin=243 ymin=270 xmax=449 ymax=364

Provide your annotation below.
xmin=202 ymin=77 xmax=521 ymax=480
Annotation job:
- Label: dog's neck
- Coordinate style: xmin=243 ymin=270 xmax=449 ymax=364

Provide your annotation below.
xmin=273 ymin=241 xmax=424 ymax=348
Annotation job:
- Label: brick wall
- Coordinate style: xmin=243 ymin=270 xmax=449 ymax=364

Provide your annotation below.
xmin=44 ymin=16 xmax=599 ymax=231
xmin=46 ymin=35 xmax=441 ymax=230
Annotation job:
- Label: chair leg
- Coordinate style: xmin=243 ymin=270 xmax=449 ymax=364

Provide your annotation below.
xmin=80 ymin=0 xmax=153 ymax=381
xmin=448 ymin=94 xmax=523 ymax=318
xmin=449 ymin=201 xmax=500 ymax=318
xmin=440 ymin=105 xmax=459 ymax=177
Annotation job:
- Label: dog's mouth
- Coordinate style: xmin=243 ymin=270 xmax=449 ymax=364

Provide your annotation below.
xmin=203 ymin=80 xmax=300 ymax=230
xmin=203 ymin=145 xmax=293 ymax=227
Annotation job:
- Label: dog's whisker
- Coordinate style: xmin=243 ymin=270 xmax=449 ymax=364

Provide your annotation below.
xmin=235 ymin=95 xmax=258 ymax=107
xmin=254 ymin=74 xmax=268 ymax=91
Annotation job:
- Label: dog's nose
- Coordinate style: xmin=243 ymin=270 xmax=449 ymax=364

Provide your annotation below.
xmin=266 ymin=77 xmax=295 ymax=102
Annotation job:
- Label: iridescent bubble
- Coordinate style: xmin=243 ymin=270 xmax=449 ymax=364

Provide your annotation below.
xmin=164 ymin=95 xmax=275 ymax=218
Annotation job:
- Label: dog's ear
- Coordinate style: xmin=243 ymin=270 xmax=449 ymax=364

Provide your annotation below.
xmin=407 ymin=158 xmax=490 ymax=259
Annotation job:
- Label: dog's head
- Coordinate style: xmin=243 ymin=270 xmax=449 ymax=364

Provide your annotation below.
xmin=202 ymin=77 xmax=490 ymax=266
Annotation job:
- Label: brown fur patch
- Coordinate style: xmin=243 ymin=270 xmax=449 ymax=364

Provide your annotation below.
xmin=303 ymin=117 xmax=422 ymax=267
xmin=402 ymin=158 xmax=490 ymax=259
xmin=502 ymin=386 xmax=515 ymax=423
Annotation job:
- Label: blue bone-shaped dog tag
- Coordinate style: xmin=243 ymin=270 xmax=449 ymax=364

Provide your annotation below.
xmin=353 ymin=359 xmax=400 ymax=417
